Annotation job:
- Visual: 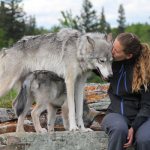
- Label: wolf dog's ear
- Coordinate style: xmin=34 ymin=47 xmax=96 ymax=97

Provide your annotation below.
xmin=77 ymin=35 xmax=95 ymax=59
xmin=86 ymin=36 xmax=95 ymax=52
xmin=106 ymin=33 xmax=113 ymax=43
xmin=86 ymin=36 xmax=95 ymax=48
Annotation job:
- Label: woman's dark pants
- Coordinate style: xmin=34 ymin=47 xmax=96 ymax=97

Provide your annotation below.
xmin=101 ymin=113 xmax=150 ymax=150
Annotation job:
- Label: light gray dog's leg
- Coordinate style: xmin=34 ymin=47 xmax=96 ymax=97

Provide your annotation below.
xmin=65 ymin=72 xmax=79 ymax=131
xmin=75 ymin=73 xmax=92 ymax=131
xmin=47 ymin=103 xmax=57 ymax=132
xmin=62 ymin=101 xmax=69 ymax=130
xmin=31 ymin=104 xmax=47 ymax=133
xmin=16 ymin=114 xmax=26 ymax=132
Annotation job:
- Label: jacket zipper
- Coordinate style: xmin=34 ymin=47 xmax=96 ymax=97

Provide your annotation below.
xmin=117 ymin=64 xmax=128 ymax=115
xmin=121 ymin=98 xmax=124 ymax=115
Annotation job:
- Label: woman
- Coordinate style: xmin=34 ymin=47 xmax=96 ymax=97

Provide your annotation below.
xmin=101 ymin=33 xmax=150 ymax=150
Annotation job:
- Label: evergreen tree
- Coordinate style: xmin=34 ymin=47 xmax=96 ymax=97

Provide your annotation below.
xmin=117 ymin=4 xmax=126 ymax=33
xmin=49 ymin=25 xmax=61 ymax=33
xmin=79 ymin=0 xmax=98 ymax=32
xmin=59 ymin=10 xmax=79 ymax=30
xmin=0 ymin=0 xmax=39 ymax=47
xmin=0 ymin=27 xmax=6 ymax=47
xmin=58 ymin=0 xmax=98 ymax=32
xmin=126 ymin=23 xmax=150 ymax=44
xmin=25 ymin=15 xmax=36 ymax=35
xmin=98 ymin=7 xmax=111 ymax=33
xmin=0 ymin=1 xmax=10 ymax=45
xmin=1 ymin=0 xmax=26 ymax=42
xmin=0 ymin=1 xmax=7 ymax=28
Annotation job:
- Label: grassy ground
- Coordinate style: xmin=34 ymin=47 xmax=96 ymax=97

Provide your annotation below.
xmin=0 ymin=89 xmax=17 ymax=108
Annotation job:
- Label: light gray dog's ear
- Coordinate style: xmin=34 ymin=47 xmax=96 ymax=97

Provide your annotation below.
xmin=86 ymin=36 xmax=95 ymax=51
xmin=77 ymin=35 xmax=95 ymax=59
xmin=106 ymin=33 xmax=113 ymax=43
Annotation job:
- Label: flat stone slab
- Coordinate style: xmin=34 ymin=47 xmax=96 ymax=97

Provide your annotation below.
xmin=0 ymin=131 xmax=107 ymax=150
xmin=0 ymin=131 xmax=134 ymax=150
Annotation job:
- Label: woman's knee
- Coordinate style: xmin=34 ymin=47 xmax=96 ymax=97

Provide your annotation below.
xmin=135 ymin=119 xmax=150 ymax=145
xmin=111 ymin=120 xmax=128 ymax=135
xmin=102 ymin=113 xmax=128 ymax=135
xmin=136 ymin=130 xmax=150 ymax=145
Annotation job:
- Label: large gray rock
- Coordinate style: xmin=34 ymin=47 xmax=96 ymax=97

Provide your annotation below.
xmin=0 ymin=131 xmax=107 ymax=150
xmin=0 ymin=131 xmax=134 ymax=150
xmin=0 ymin=108 xmax=17 ymax=123
xmin=88 ymin=97 xmax=110 ymax=111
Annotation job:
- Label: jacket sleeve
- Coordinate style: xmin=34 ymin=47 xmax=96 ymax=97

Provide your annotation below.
xmin=131 ymin=116 xmax=148 ymax=132
xmin=137 ymin=87 xmax=150 ymax=117
xmin=131 ymin=86 xmax=150 ymax=131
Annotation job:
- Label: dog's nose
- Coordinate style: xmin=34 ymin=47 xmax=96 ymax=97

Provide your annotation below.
xmin=108 ymin=73 xmax=113 ymax=79
xmin=103 ymin=74 xmax=113 ymax=82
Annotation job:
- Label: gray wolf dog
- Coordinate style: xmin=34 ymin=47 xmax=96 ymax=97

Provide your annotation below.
xmin=13 ymin=70 xmax=99 ymax=133
xmin=13 ymin=70 xmax=68 ymax=133
xmin=0 ymin=28 xmax=113 ymax=131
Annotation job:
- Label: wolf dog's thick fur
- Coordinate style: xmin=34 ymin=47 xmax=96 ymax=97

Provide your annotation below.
xmin=0 ymin=28 xmax=113 ymax=131
xmin=13 ymin=70 xmax=68 ymax=133
xmin=13 ymin=70 xmax=99 ymax=133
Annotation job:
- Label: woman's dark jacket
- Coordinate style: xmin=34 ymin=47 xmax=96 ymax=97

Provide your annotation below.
xmin=107 ymin=59 xmax=150 ymax=131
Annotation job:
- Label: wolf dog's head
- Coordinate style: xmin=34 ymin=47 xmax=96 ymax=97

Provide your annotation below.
xmin=77 ymin=33 xmax=113 ymax=79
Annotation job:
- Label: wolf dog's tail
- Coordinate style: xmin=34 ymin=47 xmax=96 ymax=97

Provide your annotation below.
xmin=14 ymin=85 xmax=28 ymax=116
xmin=13 ymin=74 xmax=33 ymax=117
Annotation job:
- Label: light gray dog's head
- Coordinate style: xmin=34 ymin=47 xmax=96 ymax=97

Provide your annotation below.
xmin=77 ymin=33 xmax=113 ymax=79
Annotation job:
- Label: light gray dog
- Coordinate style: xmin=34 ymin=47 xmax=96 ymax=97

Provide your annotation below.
xmin=0 ymin=28 xmax=113 ymax=131
xmin=13 ymin=70 xmax=99 ymax=133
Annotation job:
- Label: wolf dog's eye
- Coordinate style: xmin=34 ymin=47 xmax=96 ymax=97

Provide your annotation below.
xmin=98 ymin=59 xmax=105 ymax=63
xmin=110 ymin=57 xmax=113 ymax=62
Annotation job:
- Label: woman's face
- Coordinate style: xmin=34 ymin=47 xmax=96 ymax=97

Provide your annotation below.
xmin=112 ymin=39 xmax=132 ymax=61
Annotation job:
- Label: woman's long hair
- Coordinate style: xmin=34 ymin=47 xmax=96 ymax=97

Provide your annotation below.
xmin=132 ymin=43 xmax=150 ymax=92
xmin=117 ymin=33 xmax=150 ymax=92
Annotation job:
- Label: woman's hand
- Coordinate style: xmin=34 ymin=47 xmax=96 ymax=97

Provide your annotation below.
xmin=123 ymin=127 xmax=134 ymax=148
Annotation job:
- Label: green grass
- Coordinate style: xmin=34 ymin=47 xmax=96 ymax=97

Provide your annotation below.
xmin=87 ymin=72 xmax=107 ymax=84
xmin=0 ymin=89 xmax=17 ymax=108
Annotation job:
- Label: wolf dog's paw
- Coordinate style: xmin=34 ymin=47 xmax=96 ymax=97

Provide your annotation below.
xmin=80 ymin=127 xmax=93 ymax=132
xmin=48 ymin=127 xmax=55 ymax=133
xmin=69 ymin=125 xmax=79 ymax=131
xmin=37 ymin=128 xmax=47 ymax=133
